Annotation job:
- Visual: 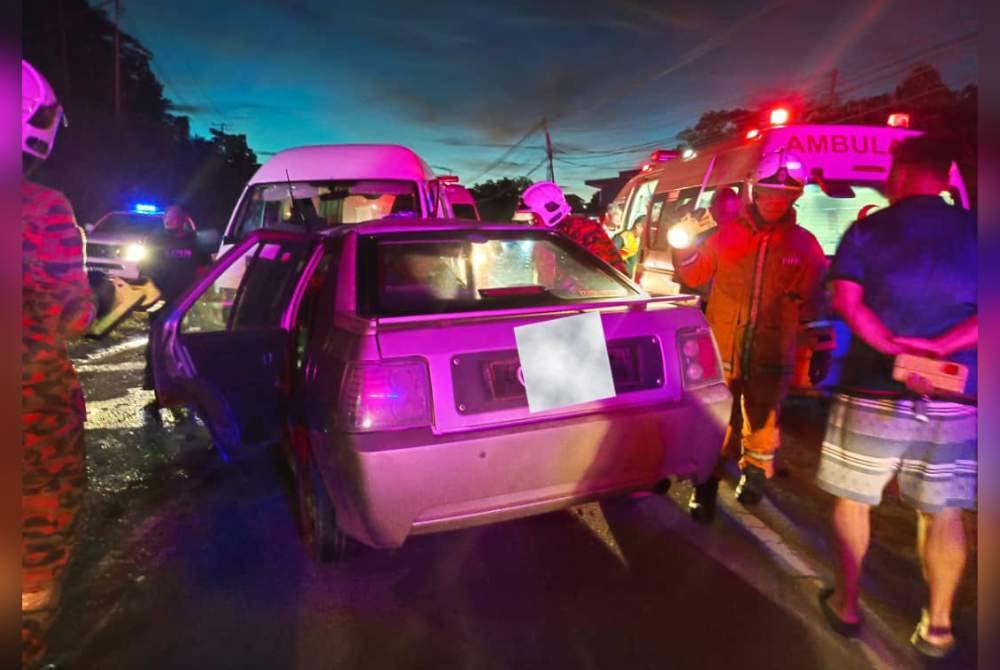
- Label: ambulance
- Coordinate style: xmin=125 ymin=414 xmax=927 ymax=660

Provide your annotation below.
xmin=610 ymin=109 xmax=971 ymax=389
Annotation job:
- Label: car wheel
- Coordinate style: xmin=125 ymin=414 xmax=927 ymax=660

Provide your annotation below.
xmin=296 ymin=451 xmax=358 ymax=562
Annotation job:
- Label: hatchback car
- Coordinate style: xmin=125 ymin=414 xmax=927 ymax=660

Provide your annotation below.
xmin=151 ymin=220 xmax=732 ymax=561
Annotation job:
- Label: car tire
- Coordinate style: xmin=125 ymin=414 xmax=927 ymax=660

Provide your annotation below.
xmin=296 ymin=451 xmax=358 ymax=563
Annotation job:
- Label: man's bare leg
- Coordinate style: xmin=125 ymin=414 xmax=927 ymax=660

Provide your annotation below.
xmin=829 ymin=497 xmax=869 ymax=623
xmin=916 ymin=508 xmax=966 ymax=646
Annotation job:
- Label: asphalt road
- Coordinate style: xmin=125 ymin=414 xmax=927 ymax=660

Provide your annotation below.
xmin=39 ymin=320 xmax=978 ymax=669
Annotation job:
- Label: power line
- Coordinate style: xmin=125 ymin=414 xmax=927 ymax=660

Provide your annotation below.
xmin=467 ymin=121 xmax=545 ymax=184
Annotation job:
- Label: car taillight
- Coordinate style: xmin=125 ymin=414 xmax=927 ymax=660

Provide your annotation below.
xmin=337 ymin=359 xmax=432 ymax=432
xmin=677 ymin=328 xmax=722 ymax=389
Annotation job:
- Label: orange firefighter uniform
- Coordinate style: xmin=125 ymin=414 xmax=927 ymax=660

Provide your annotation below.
xmin=674 ymin=204 xmax=827 ymax=477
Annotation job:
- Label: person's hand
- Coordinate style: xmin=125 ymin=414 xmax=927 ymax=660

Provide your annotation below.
xmin=893 ymin=336 xmax=945 ymax=358
xmin=809 ymin=349 xmax=832 ymax=385
xmin=904 ymin=372 xmax=936 ymax=396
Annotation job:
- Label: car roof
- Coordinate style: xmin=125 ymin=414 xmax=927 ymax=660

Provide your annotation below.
xmin=249 ymin=144 xmax=436 ymax=184
xmin=443 ymin=183 xmax=477 ymax=205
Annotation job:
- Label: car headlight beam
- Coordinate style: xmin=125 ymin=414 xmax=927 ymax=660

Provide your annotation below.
xmin=123 ymin=243 xmax=147 ymax=262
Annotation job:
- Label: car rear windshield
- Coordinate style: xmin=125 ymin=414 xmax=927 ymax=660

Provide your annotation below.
xmin=93 ymin=213 xmax=164 ymax=236
xmin=358 ymin=230 xmax=639 ymax=317
xmin=233 ymin=180 xmax=420 ymax=239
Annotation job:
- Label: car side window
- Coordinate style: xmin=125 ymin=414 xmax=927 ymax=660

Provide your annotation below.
xmin=230 ymin=242 xmax=313 ymax=330
xmin=180 ymin=239 xmax=312 ymax=334
xmin=293 ymin=243 xmax=340 ymax=369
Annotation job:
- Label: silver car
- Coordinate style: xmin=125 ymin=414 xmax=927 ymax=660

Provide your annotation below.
xmin=152 ymin=220 xmax=731 ymax=561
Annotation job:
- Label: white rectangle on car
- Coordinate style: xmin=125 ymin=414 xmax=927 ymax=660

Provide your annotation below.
xmin=514 ymin=312 xmax=616 ymax=413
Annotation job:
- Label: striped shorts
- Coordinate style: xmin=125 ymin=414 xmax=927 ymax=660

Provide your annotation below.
xmin=816 ymin=394 xmax=977 ymax=513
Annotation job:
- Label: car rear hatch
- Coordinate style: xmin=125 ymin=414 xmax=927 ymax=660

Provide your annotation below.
xmin=375 ymin=297 xmax=704 ymax=434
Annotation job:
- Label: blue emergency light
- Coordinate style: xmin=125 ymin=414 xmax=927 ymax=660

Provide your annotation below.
xmin=134 ymin=203 xmax=159 ymax=214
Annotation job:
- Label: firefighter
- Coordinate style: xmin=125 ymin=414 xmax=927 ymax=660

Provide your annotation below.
xmin=673 ymin=155 xmax=829 ymax=521
xmin=522 ymin=181 xmax=627 ymax=274
xmin=21 ymin=60 xmax=96 ymax=668
xmin=141 ymin=204 xmax=202 ymax=423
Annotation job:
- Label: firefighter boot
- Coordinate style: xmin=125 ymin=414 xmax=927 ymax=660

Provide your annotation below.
xmin=734 ymin=465 xmax=766 ymax=506
xmin=688 ymin=477 xmax=720 ymax=524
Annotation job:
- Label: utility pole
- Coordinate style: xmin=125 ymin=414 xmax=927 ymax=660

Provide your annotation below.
xmin=113 ymin=0 xmax=121 ymax=117
xmin=544 ymin=119 xmax=555 ymax=182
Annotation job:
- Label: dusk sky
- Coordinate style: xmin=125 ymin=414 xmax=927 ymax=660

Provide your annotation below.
xmin=121 ymin=0 xmax=977 ymax=195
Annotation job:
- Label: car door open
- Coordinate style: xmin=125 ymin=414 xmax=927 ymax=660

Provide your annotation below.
xmin=151 ymin=230 xmax=317 ymax=458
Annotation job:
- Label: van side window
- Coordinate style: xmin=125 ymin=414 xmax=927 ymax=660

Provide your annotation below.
xmin=623 ymin=180 xmax=657 ymax=230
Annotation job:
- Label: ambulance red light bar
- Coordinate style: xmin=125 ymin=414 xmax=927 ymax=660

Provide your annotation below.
xmin=640 ymin=163 xmax=653 ymax=172
xmin=438 ymin=175 xmax=460 ymax=183
xmin=745 ymin=128 xmax=760 ymax=140
xmin=887 ymin=113 xmax=910 ymax=128
xmin=649 ymin=149 xmax=680 ymax=162
xmin=769 ymin=107 xmax=791 ymax=126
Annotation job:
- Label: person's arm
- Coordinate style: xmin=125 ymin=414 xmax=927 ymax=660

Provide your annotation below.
xmin=41 ymin=193 xmax=96 ymax=337
xmin=895 ymin=315 xmax=978 ymax=357
xmin=831 ymin=280 xmax=904 ymax=355
xmin=672 ymin=233 xmax=718 ymax=288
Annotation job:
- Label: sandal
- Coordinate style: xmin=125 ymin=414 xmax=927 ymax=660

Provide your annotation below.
xmin=818 ymin=587 xmax=860 ymax=637
xmin=910 ymin=609 xmax=956 ymax=658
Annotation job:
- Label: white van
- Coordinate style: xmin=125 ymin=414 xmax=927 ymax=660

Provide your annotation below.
xmin=217 ymin=144 xmax=477 ymax=259
xmin=614 ymin=118 xmax=970 ymax=296
xmin=438 ymin=180 xmax=480 ymax=220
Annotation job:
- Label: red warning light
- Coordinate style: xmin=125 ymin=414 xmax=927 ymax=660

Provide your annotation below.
xmin=746 ymin=128 xmax=760 ymax=140
xmin=887 ymin=113 xmax=910 ymax=128
xmin=640 ymin=163 xmax=652 ymax=172
xmin=769 ymin=108 xmax=791 ymax=126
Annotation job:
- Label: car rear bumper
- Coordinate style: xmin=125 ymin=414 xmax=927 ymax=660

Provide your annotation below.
xmin=311 ymin=383 xmax=731 ymax=548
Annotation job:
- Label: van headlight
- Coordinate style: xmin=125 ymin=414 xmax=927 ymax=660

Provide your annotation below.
xmin=123 ymin=243 xmax=147 ymax=262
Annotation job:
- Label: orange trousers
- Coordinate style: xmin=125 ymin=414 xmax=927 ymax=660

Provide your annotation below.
xmin=719 ymin=375 xmax=790 ymax=478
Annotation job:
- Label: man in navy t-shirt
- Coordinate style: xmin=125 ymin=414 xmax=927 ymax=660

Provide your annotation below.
xmin=815 ymin=136 xmax=977 ymax=658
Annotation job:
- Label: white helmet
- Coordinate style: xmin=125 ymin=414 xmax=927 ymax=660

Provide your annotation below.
xmin=521 ymin=181 xmax=570 ymax=226
xmin=22 ymin=60 xmax=64 ymax=160
xmin=752 ymin=149 xmax=806 ymax=193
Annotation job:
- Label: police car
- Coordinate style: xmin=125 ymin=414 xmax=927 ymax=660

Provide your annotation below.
xmin=84 ymin=204 xmax=185 ymax=281
xmin=84 ymin=204 xmax=207 ymax=337
xmin=609 ymin=108 xmax=972 ymax=389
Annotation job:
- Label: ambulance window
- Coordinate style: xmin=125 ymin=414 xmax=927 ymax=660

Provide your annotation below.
xmin=648 ymin=187 xmax=702 ymax=250
xmin=624 ymin=180 xmax=657 ymax=230
xmin=794 ymin=183 xmax=889 ymax=255
xmin=647 ymin=195 xmax=668 ymax=250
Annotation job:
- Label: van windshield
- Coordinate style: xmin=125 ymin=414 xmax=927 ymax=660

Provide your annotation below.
xmin=233 ymin=180 xmax=420 ymax=239
xmin=794 ymin=183 xmax=889 ymax=255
